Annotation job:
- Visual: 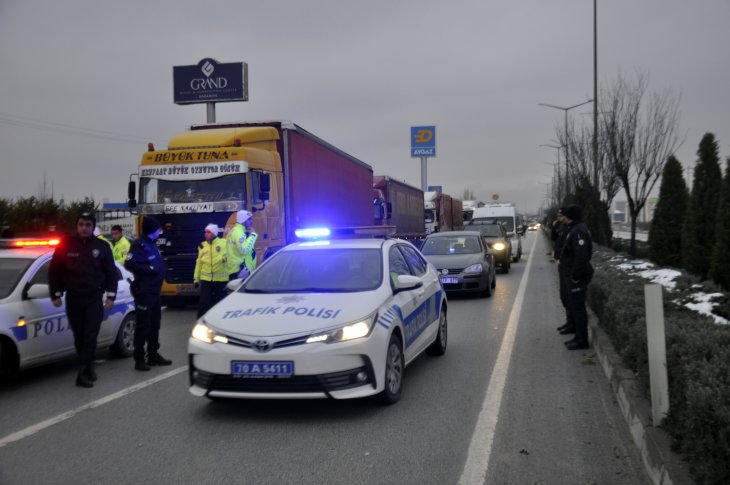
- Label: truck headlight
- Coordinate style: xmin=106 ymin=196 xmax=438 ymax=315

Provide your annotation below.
xmin=306 ymin=314 xmax=376 ymax=344
xmin=492 ymin=242 xmax=506 ymax=251
xmin=463 ymin=263 xmax=484 ymax=275
xmin=191 ymin=321 xmax=228 ymax=344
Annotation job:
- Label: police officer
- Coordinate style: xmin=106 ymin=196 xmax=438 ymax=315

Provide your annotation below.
xmin=124 ymin=217 xmax=171 ymax=371
xmin=49 ymin=213 xmax=118 ymax=388
xmin=226 ymin=210 xmax=257 ymax=280
xmin=557 ymin=204 xmax=594 ymax=350
xmin=194 ymin=223 xmax=228 ymax=317
xmin=552 ymin=208 xmax=574 ymax=335
xmin=93 ymin=226 xmax=113 ymax=248
xmin=110 ymin=224 xmax=131 ymax=265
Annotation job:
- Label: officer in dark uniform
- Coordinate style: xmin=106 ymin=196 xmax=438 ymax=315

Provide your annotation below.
xmin=49 ymin=213 xmax=118 ymax=388
xmin=124 ymin=217 xmax=171 ymax=371
xmin=552 ymin=208 xmax=574 ymax=335
xmin=557 ymin=204 xmax=594 ymax=350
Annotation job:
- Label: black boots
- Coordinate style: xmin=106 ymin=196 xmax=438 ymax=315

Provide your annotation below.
xmin=135 ymin=359 xmax=151 ymax=371
xmin=76 ymin=366 xmax=94 ymax=388
xmin=148 ymin=353 xmax=172 ymax=366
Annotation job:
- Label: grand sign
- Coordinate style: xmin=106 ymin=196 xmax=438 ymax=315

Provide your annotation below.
xmin=173 ymin=58 xmax=248 ymax=104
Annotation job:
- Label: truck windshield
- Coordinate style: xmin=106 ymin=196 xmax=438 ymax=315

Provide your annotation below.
xmin=424 ymin=209 xmax=436 ymax=223
xmin=471 ymin=216 xmax=514 ymax=232
xmin=139 ymin=174 xmax=246 ymax=204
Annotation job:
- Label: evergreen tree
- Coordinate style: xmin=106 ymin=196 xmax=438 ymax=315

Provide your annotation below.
xmin=648 ymin=155 xmax=688 ymax=267
xmin=682 ymin=133 xmax=723 ymax=279
xmin=709 ymin=157 xmax=730 ymax=288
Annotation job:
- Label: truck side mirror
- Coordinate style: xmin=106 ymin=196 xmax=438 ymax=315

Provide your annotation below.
xmin=252 ymin=171 xmax=271 ymax=202
xmin=386 ymin=202 xmax=393 ymax=219
xmin=127 ymin=181 xmax=137 ymax=209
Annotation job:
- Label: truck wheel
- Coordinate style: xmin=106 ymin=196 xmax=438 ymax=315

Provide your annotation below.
xmin=378 ymin=334 xmax=404 ymax=405
xmin=426 ymin=308 xmax=447 ymax=356
xmin=111 ymin=314 xmax=136 ymax=357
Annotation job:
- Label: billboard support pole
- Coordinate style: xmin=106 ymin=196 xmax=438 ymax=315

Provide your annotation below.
xmin=421 ymin=157 xmax=428 ymax=192
xmin=206 ymin=102 xmax=216 ymax=124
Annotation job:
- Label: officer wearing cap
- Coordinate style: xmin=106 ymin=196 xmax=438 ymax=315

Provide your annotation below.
xmin=226 ymin=210 xmax=258 ymax=280
xmin=556 ymin=204 xmax=594 ymax=350
xmin=49 ymin=212 xmax=118 ymax=388
xmin=125 ymin=217 xmax=171 ymax=370
xmin=194 ymin=223 xmax=228 ymax=317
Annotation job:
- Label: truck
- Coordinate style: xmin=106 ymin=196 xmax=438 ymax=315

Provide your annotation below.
xmin=470 ymin=202 xmax=524 ymax=262
xmin=128 ymin=121 xmax=374 ymax=303
xmin=372 ymin=176 xmax=425 ymax=242
xmin=462 ymin=200 xmax=480 ymax=222
xmin=423 ymin=191 xmax=464 ymax=234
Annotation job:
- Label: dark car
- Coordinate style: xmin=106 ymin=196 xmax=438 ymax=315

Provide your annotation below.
xmin=464 ymin=220 xmax=512 ymax=273
xmin=420 ymin=231 xmax=496 ymax=297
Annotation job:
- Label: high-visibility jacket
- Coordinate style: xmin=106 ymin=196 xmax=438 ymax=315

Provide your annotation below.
xmin=97 ymin=234 xmax=113 ymax=249
xmin=226 ymin=223 xmax=257 ymax=275
xmin=111 ymin=236 xmax=131 ymax=265
xmin=194 ymin=237 xmax=229 ymax=282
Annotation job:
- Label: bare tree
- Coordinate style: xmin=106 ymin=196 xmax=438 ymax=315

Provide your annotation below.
xmin=601 ymin=71 xmax=682 ymax=256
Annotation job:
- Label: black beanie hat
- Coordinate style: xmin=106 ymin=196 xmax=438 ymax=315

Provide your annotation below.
xmin=76 ymin=212 xmax=96 ymax=228
xmin=142 ymin=217 xmax=161 ymax=236
xmin=561 ymin=204 xmax=582 ymax=222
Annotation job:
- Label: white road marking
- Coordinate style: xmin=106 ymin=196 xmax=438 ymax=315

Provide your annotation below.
xmin=0 ymin=365 xmax=187 ymax=448
xmin=459 ymin=235 xmax=538 ymax=485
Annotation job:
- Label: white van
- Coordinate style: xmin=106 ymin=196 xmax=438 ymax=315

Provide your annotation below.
xmin=470 ymin=203 xmax=523 ymax=262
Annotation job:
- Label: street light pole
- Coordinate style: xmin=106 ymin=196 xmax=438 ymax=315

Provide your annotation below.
xmin=541 ymin=144 xmax=568 ymax=201
xmin=593 ymin=0 xmax=599 ymax=189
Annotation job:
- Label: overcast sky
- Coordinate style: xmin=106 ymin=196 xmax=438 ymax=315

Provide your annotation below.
xmin=1 ymin=0 xmax=729 ymax=214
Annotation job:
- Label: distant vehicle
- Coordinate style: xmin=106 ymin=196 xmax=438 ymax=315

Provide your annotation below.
xmin=424 ymin=191 xmax=464 ymax=234
xmin=0 ymin=238 xmax=136 ymax=379
xmin=465 ymin=221 xmax=511 ymax=273
xmin=372 ymin=176 xmax=425 ymax=242
xmin=420 ymin=231 xmax=496 ymax=297
xmin=188 ymin=228 xmax=447 ymax=404
xmin=471 ymin=203 xmax=523 ymax=262
xmin=462 ymin=200 xmax=480 ymax=222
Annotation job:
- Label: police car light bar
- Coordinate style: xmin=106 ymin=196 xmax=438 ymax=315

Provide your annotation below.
xmin=294 ymin=226 xmax=397 ymax=240
xmin=1 ymin=238 xmax=61 ymax=248
xmin=294 ymin=227 xmax=331 ymax=239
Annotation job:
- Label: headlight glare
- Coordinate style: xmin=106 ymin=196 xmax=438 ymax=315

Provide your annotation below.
xmin=306 ymin=315 xmax=375 ymax=344
xmin=192 ymin=322 xmax=227 ymax=344
xmin=493 ymin=242 xmax=506 ymax=251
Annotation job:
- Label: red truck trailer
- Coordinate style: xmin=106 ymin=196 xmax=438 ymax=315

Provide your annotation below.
xmin=373 ymin=175 xmax=425 ymax=241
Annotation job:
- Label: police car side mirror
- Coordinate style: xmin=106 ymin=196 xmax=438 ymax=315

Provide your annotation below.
xmin=395 ymin=275 xmax=423 ymax=293
xmin=25 ymin=283 xmax=50 ymax=300
xmin=226 ymin=278 xmax=244 ymax=292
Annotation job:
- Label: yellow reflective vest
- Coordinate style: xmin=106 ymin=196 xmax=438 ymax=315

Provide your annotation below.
xmin=226 ymin=223 xmax=257 ymax=275
xmin=194 ymin=237 xmax=229 ymax=282
xmin=112 ymin=237 xmax=131 ymax=265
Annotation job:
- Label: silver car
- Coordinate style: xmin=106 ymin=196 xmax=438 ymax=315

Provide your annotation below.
xmin=0 ymin=239 xmax=137 ymax=378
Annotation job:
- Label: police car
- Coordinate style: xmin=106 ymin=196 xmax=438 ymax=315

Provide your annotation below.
xmin=188 ymin=228 xmax=448 ymax=404
xmin=0 ymin=238 xmax=137 ymax=378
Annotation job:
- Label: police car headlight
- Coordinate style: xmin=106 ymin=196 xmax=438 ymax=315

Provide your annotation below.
xmin=192 ymin=321 xmax=228 ymax=344
xmin=492 ymin=242 xmax=506 ymax=251
xmin=306 ymin=314 xmax=375 ymax=344
xmin=463 ymin=263 xmax=484 ymax=275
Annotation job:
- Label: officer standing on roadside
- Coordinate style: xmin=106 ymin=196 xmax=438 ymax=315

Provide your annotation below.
xmin=194 ymin=223 xmax=228 ymax=317
xmin=124 ymin=217 xmax=171 ymax=371
xmin=226 ymin=210 xmax=258 ymax=280
xmin=552 ymin=208 xmax=574 ymax=335
xmin=110 ymin=224 xmax=131 ymax=265
xmin=557 ymin=204 xmax=594 ymax=350
xmin=49 ymin=213 xmax=118 ymax=388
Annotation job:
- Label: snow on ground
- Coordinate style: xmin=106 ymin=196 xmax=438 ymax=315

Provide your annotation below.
xmin=679 ymin=293 xmax=729 ymax=325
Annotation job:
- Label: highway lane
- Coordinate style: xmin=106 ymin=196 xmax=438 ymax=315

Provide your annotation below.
xmin=0 ymin=232 xmax=649 ymax=484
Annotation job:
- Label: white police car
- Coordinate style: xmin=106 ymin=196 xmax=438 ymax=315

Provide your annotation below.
xmin=0 ymin=238 xmax=137 ymax=378
xmin=188 ymin=228 xmax=448 ymax=404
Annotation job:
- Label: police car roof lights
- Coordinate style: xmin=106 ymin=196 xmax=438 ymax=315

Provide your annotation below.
xmin=0 ymin=238 xmax=61 ymax=248
xmin=294 ymin=227 xmax=331 ymax=239
xmin=294 ymin=226 xmax=397 ymax=241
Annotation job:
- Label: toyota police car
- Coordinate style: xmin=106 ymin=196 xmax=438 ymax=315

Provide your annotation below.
xmin=188 ymin=227 xmax=448 ymax=404
xmin=0 ymin=238 xmax=137 ymax=378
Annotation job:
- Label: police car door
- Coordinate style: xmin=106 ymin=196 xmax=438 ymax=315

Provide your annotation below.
xmin=20 ymin=258 xmax=74 ymax=364
xmin=388 ymin=245 xmax=429 ymax=364
xmin=398 ymin=244 xmax=441 ymax=358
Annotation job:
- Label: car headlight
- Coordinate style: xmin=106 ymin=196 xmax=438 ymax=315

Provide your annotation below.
xmin=306 ymin=314 xmax=375 ymax=344
xmin=492 ymin=242 xmax=506 ymax=251
xmin=463 ymin=263 xmax=484 ymax=274
xmin=191 ymin=321 xmax=229 ymax=344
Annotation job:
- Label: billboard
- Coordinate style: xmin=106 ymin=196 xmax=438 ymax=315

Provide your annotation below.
xmin=174 ymin=58 xmax=248 ymax=104
xmin=411 ymin=126 xmax=436 ymax=157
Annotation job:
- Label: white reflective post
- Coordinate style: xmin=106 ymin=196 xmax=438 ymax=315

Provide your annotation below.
xmin=644 ymin=283 xmax=669 ymax=425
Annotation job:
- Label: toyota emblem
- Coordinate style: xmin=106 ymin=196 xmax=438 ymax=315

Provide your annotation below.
xmin=253 ymin=339 xmax=273 ymax=352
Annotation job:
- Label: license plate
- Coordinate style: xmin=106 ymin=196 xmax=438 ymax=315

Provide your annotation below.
xmin=177 ymin=284 xmax=197 ymax=294
xmin=440 ymin=276 xmax=459 ymax=284
xmin=231 ymin=361 xmax=294 ymax=378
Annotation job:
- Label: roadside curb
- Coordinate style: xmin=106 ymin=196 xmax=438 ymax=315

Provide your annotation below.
xmin=588 ymin=313 xmax=695 ymax=485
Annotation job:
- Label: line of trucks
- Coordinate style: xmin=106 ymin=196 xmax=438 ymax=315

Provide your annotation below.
xmin=126 ymin=121 xmax=466 ymax=303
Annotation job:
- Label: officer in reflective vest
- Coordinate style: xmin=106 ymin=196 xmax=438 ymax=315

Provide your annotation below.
xmin=195 ymin=223 xmax=228 ymax=317
xmin=110 ymin=224 xmax=131 ymax=265
xmin=227 ymin=210 xmax=258 ymax=280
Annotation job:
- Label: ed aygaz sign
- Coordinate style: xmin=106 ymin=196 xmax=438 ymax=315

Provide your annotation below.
xmin=173 ymin=58 xmax=248 ymax=104
xmin=411 ymin=126 xmax=436 ymax=157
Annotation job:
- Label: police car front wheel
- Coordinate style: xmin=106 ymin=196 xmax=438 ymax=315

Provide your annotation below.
xmin=112 ymin=314 xmax=136 ymax=357
xmin=378 ymin=333 xmax=404 ymax=405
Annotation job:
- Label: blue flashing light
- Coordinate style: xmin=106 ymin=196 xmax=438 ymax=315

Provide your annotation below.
xmin=295 ymin=227 xmax=331 ymax=239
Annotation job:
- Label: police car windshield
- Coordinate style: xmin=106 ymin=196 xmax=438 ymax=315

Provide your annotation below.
xmin=421 ymin=236 xmax=482 ymax=255
xmin=0 ymin=258 xmax=34 ymax=299
xmin=243 ymin=248 xmax=383 ymax=293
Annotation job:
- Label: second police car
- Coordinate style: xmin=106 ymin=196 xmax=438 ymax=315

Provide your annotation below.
xmin=0 ymin=238 xmax=137 ymax=379
xmin=188 ymin=228 xmax=448 ymax=404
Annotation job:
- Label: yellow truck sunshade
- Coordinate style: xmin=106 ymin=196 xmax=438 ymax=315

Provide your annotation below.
xmin=167 ymin=126 xmax=279 ymax=149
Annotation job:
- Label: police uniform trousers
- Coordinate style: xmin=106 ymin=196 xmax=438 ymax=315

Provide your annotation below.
xmin=134 ymin=293 xmax=162 ymax=362
xmin=197 ymin=281 xmax=227 ymax=318
xmin=558 ymin=267 xmax=575 ymax=329
xmin=567 ymin=277 xmax=591 ymax=345
xmin=65 ymin=292 xmax=104 ymax=368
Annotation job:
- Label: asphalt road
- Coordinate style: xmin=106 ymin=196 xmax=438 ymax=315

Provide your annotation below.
xmin=0 ymin=232 xmax=650 ymax=485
